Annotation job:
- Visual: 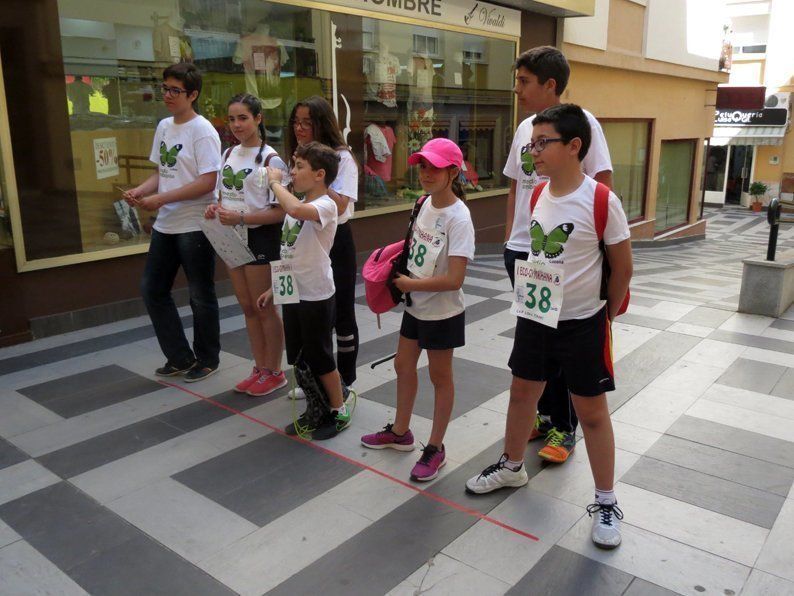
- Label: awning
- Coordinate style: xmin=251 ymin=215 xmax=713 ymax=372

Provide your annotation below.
xmin=711 ymin=125 xmax=787 ymax=146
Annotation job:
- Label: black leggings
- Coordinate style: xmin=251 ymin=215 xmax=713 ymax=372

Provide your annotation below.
xmin=330 ymin=222 xmax=359 ymax=386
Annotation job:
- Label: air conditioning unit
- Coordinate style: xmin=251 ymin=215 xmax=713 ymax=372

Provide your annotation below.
xmin=765 ymin=92 xmax=791 ymax=110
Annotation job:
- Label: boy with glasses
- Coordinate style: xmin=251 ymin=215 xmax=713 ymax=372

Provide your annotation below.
xmin=502 ymin=46 xmax=614 ymax=464
xmin=123 ymin=63 xmax=222 ymax=382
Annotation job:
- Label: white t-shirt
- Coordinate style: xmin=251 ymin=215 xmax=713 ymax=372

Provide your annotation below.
xmin=330 ymin=149 xmax=359 ymax=225
xmin=279 ymin=195 xmax=338 ymax=301
xmin=149 ymin=115 xmax=221 ymax=234
xmin=504 ymin=109 xmax=612 ymax=253
xmin=218 ymin=145 xmax=289 ymax=228
xmin=529 ymin=175 xmax=630 ymax=321
xmin=405 ymin=197 xmax=476 ymax=321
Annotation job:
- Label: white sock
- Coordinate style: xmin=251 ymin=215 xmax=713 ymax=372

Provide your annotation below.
xmin=505 ymin=459 xmax=524 ymax=472
xmin=539 ymin=414 xmax=551 ymax=423
xmin=595 ymin=488 xmax=617 ymax=505
xmin=332 ymin=403 xmax=347 ymax=416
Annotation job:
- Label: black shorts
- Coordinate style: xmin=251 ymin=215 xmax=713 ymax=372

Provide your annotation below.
xmin=283 ymin=296 xmax=337 ymax=376
xmin=247 ymin=223 xmax=281 ymax=265
xmin=508 ymin=306 xmax=614 ymax=397
xmin=400 ymin=311 xmax=465 ymax=350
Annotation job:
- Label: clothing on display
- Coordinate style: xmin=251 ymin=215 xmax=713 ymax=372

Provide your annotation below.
xmin=409 ymin=56 xmax=434 ymax=104
xmin=233 ymin=24 xmax=289 ymax=110
xmin=364 ymin=123 xmax=396 ymax=182
xmin=365 ymin=50 xmax=400 ymax=108
xmin=152 ymin=16 xmax=194 ymax=63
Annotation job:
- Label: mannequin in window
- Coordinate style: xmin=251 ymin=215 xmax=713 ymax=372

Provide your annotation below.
xmin=364 ymin=122 xmax=396 ymax=182
xmin=409 ymin=53 xmax=434 ymax=106
xmin=152 ymin=13 xmax=193 ymax=63
xmin=234 ymin=23 xmax=288 ymax=110
xmin=367 ymin=43 xmax=399 ymax=108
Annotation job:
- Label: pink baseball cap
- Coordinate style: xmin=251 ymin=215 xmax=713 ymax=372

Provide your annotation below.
xmin=408 ymin=138 xmax=463 ymax=169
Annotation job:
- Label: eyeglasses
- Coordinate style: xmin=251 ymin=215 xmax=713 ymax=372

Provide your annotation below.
xmin=527 ymin=137 xmax=564 ymax=153
xmin=291 ymin=118 xmax=313 ymax=130
xmin=161 ymin=84 xmax=187 ymax=98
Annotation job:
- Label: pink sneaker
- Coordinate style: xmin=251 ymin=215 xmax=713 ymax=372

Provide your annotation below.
xmin=234 ymin=368 xmax=261 ymax=393
xmin=361 ymin=424 xmax=415 ymax=451
xmin=410 ymin=444 xmax=445 ymax=482
xmin=246 ymin=371 xmax=287 ymax=397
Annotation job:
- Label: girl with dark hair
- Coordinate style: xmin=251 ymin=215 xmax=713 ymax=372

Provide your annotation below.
xmin=204 ymin=93 xmax=289 ymax=396
xmin=287 ymin=96 xmax=360 ymax=393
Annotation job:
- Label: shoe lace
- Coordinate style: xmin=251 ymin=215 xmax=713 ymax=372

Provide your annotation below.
xmin=417 ymin=443 xmax=439 ymax=465
xmin=380 ymin=423 xmax=395 ymax=437
xmin=477 ymin=454 xmax=509 ymax=480
xmin=586 ymin=503 xmax=624 ymax=526
xmin=533 ymin=414 xmax=542 ymax=430
xmin=545 ymin=428 xmax=565 ymax=447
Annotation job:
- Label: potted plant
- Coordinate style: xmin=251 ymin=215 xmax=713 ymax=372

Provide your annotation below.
xmin=749 ymin=181 xmax=769 ymax=212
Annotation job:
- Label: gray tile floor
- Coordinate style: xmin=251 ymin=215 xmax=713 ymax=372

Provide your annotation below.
xmin=1 ymin=207 xmax=794 ymax=595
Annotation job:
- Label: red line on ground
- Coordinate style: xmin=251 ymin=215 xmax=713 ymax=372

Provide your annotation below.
xmin=159 ymin=380 xmax=540 ymax=542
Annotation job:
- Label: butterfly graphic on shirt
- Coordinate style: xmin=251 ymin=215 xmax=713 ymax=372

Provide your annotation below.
xmin=222 ymin=165 xmax=253 ymax=191
xmin=520 ymin=144 xmax=536 ymax=175
xmin=159 ymin=142 xmax=183 ymax=167
xmin=280 ymin=220 xmax=304 ymax=247
xmin=529 ymin=220 xmax=575 ymax=259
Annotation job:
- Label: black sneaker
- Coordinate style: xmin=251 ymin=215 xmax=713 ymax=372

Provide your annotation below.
xmin=155 ymin=360 xmax=196 ymax=377
xmin=312 ymin=412 xmax=341 ymax=441
xmin=285 ymin=411 xmax=316 ymax=437
xmin=184 ymin=364 xmax=218 ymax=383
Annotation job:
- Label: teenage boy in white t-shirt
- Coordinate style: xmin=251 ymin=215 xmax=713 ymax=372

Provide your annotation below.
xmin=504 ymin=46 xmax=614 ymax=464
xmin=123 ymin=63 xmax=222 ymax=383
xmin=259 ymin=142 xmax=351 ymax=440
xmin=467 ymin=104 xmax=632 ymax=549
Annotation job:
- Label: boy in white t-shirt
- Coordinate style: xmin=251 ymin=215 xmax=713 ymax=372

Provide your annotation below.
xmin=258 ymin=142 xmax=350 ymax=440
xmin=504 ymin=46 xmax=615 ymax=464
xmin=123 ymin=63 xmax=222 ymax=383
xmin=467 ymin=104 xmax=633 ymax=550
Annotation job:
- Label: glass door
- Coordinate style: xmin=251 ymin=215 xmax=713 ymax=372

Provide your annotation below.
xmin=655 ymin=140 xmax=695 ymax=232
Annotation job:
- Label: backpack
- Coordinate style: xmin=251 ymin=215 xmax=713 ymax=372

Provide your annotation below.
xmin=362 ymin=195 xmax=428 ymax=321
xmin=530 ymin=181 xmax=630 ymax=318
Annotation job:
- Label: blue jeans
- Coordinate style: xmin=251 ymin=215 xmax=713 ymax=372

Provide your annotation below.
xmin=141 ymin=230 xmax=220 ymax=368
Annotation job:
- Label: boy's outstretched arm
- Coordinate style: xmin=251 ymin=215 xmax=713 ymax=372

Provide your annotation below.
xmin=604 ymin=239 xmax=633 ymax=320
xmin=267 ymin=166 xmax=321 ymax=222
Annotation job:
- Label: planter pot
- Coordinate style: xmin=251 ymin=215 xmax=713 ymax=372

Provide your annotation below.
xmin=751 ymin=200 xmax=763 ymax=212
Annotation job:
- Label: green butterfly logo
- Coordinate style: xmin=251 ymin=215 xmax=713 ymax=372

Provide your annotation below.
xmin=159 ymin=142 xmax=183 ymax=167
xmin=530 ymin=221 xmax=574 ymax=259
xmin=280 ymin=220 xmax=303 ymax=247
xmin=520 ymin=144 xmax=535 ymax=175
xmin=222 ymin=165 xmax=252 ymax=191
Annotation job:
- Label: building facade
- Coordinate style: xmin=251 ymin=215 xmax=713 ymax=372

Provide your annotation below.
xmin=0 ymin=0 xmax=726 ymax=345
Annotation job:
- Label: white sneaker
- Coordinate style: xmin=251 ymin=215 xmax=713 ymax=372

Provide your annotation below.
xmin=587 ymin=502 xmax=623 ymax=549
xmin=289 ymin=386 xmax=306 ymax=400
xmin=465 ymin=454 xmax=529 ymax=494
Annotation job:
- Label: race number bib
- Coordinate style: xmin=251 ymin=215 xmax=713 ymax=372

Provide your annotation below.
xmin=271 ymin=260 xmax=300 ymax=305
xmin=406 ymin=226 xmax=445 ymax=278
xmin=510 ymin=259 xmax=564 ymax=328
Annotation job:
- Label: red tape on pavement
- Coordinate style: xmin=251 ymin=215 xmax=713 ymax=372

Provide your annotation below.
xmin=159 ymin=380 xmax=540 ymax=542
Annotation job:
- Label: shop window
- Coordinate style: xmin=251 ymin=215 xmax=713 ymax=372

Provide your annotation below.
xmin=702 ymin=143 xmax=727 ymax=192
xmin=601 ymin=120 xmax=650 ymax=222
xmin=656 ymin=139 xmax=696 ymax=232
xmin=0 ymin=162 xmax=12 ymax=249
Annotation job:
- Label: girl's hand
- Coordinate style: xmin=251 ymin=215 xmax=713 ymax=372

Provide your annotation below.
xmin=217 ymin=207 xmax=243 ymax=226
xmin=137 ymin=195 xmax=162 ymax=211
xmin=257 ymin=289 xmax=273 ymax=309
xmin=266 ymin=166 xmax=283 ymax=186
xmin=204 ymin=204 xmax=219 ymax=219
xmin=393 ymin=273 xmax=414 ymax=292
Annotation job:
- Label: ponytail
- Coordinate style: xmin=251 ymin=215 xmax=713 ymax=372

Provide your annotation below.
xmin=255 ymin=121 xmax=267 ymax=165
xmin=450 ymin=170 xmax=466 ymax=200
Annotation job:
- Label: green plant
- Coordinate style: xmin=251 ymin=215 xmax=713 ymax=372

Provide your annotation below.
xmin=749 ymin=181 xmax=769 ymax=200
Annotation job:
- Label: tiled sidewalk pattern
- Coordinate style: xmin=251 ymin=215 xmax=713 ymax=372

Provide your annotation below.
xmin=1 ymin=207 xmax=794 ymax=595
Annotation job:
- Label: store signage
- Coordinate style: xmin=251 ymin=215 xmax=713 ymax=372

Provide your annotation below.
xmin=93 ymin=137 xmax=119 ymax=180
xmin=714 ymin=108 xmax=788 ymax=127
xmin=352 ymin=0 xmax=521 ymax=36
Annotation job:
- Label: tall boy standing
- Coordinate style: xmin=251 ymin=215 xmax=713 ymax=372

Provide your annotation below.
xmin=261 ymin=142 xmax=351 ymax=440
xmin=124 ymin=63 xmax=222 ymax=382
xmin=504 ymin=46 xmax=614 ymax=463
xmin=468 ymin=104 xmax=633 ymax=549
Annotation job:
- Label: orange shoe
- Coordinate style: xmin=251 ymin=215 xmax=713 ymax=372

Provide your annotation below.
xmin=538 ymin=428 xmax=576 ymax=463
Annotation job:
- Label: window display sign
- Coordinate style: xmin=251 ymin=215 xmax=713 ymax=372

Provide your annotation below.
xmin=350 ymin=0 xmax=521 ymax=37
xmin=93 ymin=137 xmax=119 ymax=180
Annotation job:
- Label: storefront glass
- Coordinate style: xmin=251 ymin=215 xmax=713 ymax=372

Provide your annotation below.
xmin=0 ymin=156 xmax=11 ymax=250
xmin=655 ymin=139 xmax=695 ymax=232
xmin=40 ymin=0 xmax=516 ymax=263
xmin=601 ymin=121 xmax=649 ymax=222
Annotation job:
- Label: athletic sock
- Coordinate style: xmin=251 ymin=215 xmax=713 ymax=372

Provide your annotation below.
xmin=332 ymin=403 xmax=348 ymax=416
xmin=505 ymin=458 xmax=524 ymax=472
xmin=595 ymin=488 xmax=617 ymax=505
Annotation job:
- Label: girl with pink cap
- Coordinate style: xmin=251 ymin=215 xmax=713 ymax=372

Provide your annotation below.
xmin=361 ymin=138 xmax=476 ymax=482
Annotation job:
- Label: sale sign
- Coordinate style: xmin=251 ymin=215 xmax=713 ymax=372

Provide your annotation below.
xmin=93 ymin=137 xmax=119 ymax=180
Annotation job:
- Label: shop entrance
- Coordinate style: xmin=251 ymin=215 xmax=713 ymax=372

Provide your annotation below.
xmin=725 ymin=145 xmax=753 ymax=204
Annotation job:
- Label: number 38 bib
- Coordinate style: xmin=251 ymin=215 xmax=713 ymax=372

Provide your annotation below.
xmin=407 ymin=225 xmax=445 ymax=279
xmin=271 ymin=260 xmax=300 ymax=305
xmin=510 ymin=259 xmax=564 ymax=328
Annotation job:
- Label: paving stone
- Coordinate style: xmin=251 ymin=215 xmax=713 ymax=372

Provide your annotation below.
xmin=717 ymin=357 xmax=787 ymax=394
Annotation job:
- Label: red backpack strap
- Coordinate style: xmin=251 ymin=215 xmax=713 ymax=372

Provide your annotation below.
xmin=530 ymin=181 xmax=547 ymax=214
xmin=263 ymin=152 xmax=276 ymax=168
xmin=593 ymin=182 xmax=610 ymax=241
